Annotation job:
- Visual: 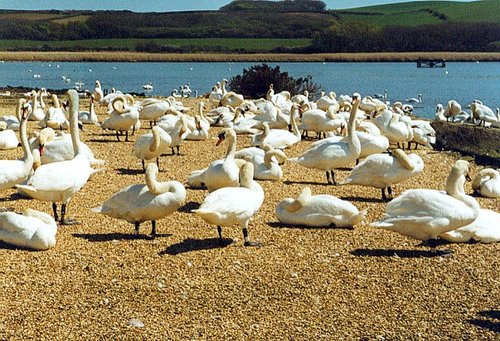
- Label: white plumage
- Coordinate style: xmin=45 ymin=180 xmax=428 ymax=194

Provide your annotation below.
xmin=275 ymin=187 xmax=365 ymax=228
xmin=92 ymin=163 xmax=186 ymax=237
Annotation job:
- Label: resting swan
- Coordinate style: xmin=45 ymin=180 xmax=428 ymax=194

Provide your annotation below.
xmin=138 ymin=97 xmax=170 ymax=125
xmin=78 ymin=94 xmax=98 ymax=125
xmin=290 ymin=96 xmax=361 ymax=185
xmin=0 ymin=121 xmax=19 ymax=150
xmin=340 ymin=149 xmax=424 ymax=200
xmin=251 ymin=104 xmax=301 ymax=149
xmin=0 ymin=99 xmax=33 ymax=192
xmin=29 ymin=127 xmax=105 ymax=169
xmin=471 ymin=168 xmax=499 ymax=198
xmin=371 ymin=160 xmax=480 ymax=253
xmin=440 ymin=209 xmax=500 ymax=243
xmin=241 ymin=148 xmax=287 ymax=181
xmin=28 ymin=90 xmax=46 ymax=121
xmin=92 ymin=163 xmax=186 ymax=238
xmin=132 ymin=126 xmax=172 ymax=171
xmin=193 ymin=161 xmax=264 ymax=247
xmin=187 ymin=128 xmax=240 ymax=192
xmin=275 ymin=187 xmax=366 ymax=228
xmin=16 ymin=90 xmax=92 ymax=225
xmin=0 ymin=208 xmax=57 ymax=250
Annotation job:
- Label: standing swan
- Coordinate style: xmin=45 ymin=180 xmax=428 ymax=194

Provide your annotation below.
xmin=0 ymin=99 xmax=33 ymax=191
xmin=193 ymin=161 xmax=264 ymax=247
xmin=16 ymin=90 xmax=92 ymax=225
xmin=275 ymin=187 xmax=366 ymax=228
xmin=371 ymin=160 xmax=480 ymax=253
xmin=340 ymin=149 xmax=424 ymax=201
xmin=0 ymin=209 xmax=57 ymax=250
xmin=290 ymin=96 xmax=361 ymax=184
xmin=92 ymin=163 xmax=186 ymax=238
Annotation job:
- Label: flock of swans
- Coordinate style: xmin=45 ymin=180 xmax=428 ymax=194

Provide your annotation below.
xmin=0 ymin=81 xmax=498 ymax=253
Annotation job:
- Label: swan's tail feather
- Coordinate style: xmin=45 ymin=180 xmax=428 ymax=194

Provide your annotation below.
xmin=14 ymin=185 xmax=37 ymax=198
xmin=90 ymin=158 xmax=106 ymax=167
xmin=370 ymin=221 xmax=393 ymax=229
xmin=91 ymin=206 xmax=105 ymax=214
xmin=288 ymin=157 xmax=299 ymax=163
xmin=192 ymin=209 xmax=222 ymax=225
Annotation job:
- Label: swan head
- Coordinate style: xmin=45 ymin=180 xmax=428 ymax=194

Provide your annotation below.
xmin=216 ymin=128 xmax=235 ymax=146
xmin=17 ymin=98 xmax=29 ymax=121
xmin=37 ymin=127 xmax=55 ymax=156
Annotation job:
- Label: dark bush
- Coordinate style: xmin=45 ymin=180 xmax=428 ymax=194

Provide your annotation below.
xmin=228 ymin=63 xmax=322 ymax=99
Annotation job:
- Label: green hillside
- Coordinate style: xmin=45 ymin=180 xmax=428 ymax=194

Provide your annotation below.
xmin=336 ymin=1 xmax=500 ymax=26
xmin=0 ymin=1 xmax=498 ymax=53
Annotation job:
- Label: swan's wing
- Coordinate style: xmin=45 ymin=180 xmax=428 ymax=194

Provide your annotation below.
xmin=96 ymin=185 xmax=145 ymax=215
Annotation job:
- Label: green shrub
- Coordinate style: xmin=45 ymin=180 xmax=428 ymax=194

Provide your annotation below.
xmin=228 ymin=63 xmax=322 ymax=99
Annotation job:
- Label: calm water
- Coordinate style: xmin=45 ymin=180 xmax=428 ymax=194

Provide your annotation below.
xmin=1 ymin=61 xmax=499 ymax=119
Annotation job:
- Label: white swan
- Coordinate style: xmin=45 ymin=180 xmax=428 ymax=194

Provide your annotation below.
xmin=29 ymin=127 xmax=105 ymax=169
xmin=187 ymin=128 xmax=240 ymax=192
xmin=0 ymin=99 xmax=33 ymax=191
xmin=275 ymin=187 xmax=366 ymax=228
xmin=132 ymin=126 xmax=172 ymax=171
xmin=444 ymin=100 xmax=462 ymax=122
xmin=28 ymin=89 xmax=46 ymax=121
xmin=440 ymin=209 xmax=500 ymax=243
xmin=93 ymin=80 xmax=103 ymax=102
xmin=371 ymin=160 xmax=480 ymax=253
xmin=0 ymin=121 xmax=19 ymax=150
xmin=290 ymin=97 xmax=361 ymax=185
xmin=101 ymin=94 xmax=139 ymax=141
xmin=406 ymin=94 xmax=422 ymax=103
xmin=384 ymin=114 xmax=413 ymax=148
xmin=92 ymin=163 xmax=186 ymax=237
xmin=139 ymin=97 xmax=170 ymax=125
xmin=185 ymin=102 xmax=211 ymax=140
xmin=313 ymin=131 xmax=389 ymax=160
xmin=40 ymin=94 xmax=68 ymax=130
xmin=193 ymin=161 xmax=264 ymax=247
xmin=0 ymin=208 xmax=57 ymax=250
xmin=316 ymin=91 xmax=338 ymax=111
xmin=78 ymin=94 xmax=98 ymax=125
xmin=159 ymin=114 xmax=189 ymax=155
xmin=340 ymin=149 xmax=424 ymax=200
xmin=470 ymin=101 xmax=498 ymax=126
xmin=241 ymin=148 xmax=287 ymax=181
xmin=299 ymin=102 xmax=345 ymax=138
xmin=219 ymin=91 xmax=245 ymax=108
xmin=0 ymin=114 xmax=20 ymax=131
xmin=471 ymin=168 xmax=499 ymax=198
xmin=251 ymin=104 xmax=301 ymax=149
xmin=16 ymin=89 xmax=92 ymax=225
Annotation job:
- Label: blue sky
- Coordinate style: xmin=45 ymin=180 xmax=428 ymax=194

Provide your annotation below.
xmin=0 ymin=0 xmax=474 ymax=12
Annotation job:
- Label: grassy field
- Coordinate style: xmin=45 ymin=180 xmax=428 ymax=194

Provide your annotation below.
xmin=336 ymin=0 xmax=500 ymax=26
xmin=0 ymin=51 xmax=498 ymax=62
xmin=0 ymin=38 xmax=312 ymax=52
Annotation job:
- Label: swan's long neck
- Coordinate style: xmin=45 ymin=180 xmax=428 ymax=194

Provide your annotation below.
xmin=52 ymin=94 xmax=60 ymax=109
xmin=32 ymin=91 xmax=39 ymax=110
xmin=145 ymin=165 xmax=175 ymax=195
xmin=347 ymin=100 xmax=361 ymax=157
xmin=150 ymin=127 xmax=161 ymax=152
xmin=90 ymin=97 xmax=97 ymax=121
xmin=289 ymin=106 xmax=300 ymax=139
xmin=18 ymin=101 xmax=33 ymax=162
xmin=67 ymin=90 xmax=82 ymax=156
xmin=392 ymin=149 xmax=414 ymax=170
xmin=264 ymin=149 xmax=286 ymax=166
xmin=446 ymin=167 xmax=480 ymax=216
xmin=39 ymin=91 xmax=46 ymax=109
xmin=225 ymin=131 xmax=237 ymax=160
xmin=473 ymin=169 xmax=499 ymax=190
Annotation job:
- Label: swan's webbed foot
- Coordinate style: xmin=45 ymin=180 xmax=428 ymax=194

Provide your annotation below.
xmin=242 ymin=227 xmax=262 ymax=247
xmin=426 ymin=238 xmax=453 ymax=256
xmin=60 ymin=218 xmax=81 ymax=225
xmin=244 ymin=240 xmax=262 ymax=247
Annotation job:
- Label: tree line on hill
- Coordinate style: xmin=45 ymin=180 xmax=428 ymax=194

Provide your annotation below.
xmin=0 ymin=5 xmax=498 ymax=52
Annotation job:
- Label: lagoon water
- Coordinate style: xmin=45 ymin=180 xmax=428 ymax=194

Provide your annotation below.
xmin=0 ymin=61 xmax=499 ymax=119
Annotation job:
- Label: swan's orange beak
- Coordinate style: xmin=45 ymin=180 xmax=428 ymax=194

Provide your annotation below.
xmin=216 ymin=132 xmax=225 ymax=146
xmin=39 ymin=145 xmax=45 ymax=157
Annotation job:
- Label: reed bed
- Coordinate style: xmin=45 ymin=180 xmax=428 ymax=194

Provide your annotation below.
xmin=0 ymin=51 xmax=499 ymax=62
xmin=0 ymin=95 xmax=498 ymax=339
